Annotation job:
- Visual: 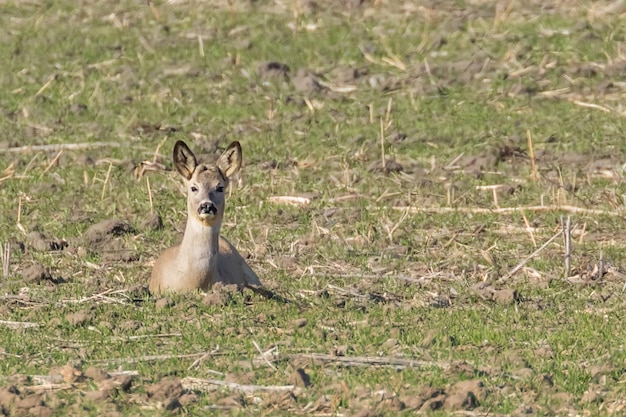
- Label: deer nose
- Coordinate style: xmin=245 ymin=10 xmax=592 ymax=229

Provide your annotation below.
xmin=198 ymin=202 xmax=217 ymax=216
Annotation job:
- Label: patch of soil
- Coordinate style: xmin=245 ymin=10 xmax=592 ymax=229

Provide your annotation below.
xmin=289 ymin=368 xmax=312 ymax=388
xmin=140 ymin=212 xmax=163 ymax=231
xmin=146 ymin=376 xmax=185 ymax=411
xmin=202 ymin=282 xmax=240 ymax=306
xmin=21 ymin=264 xmax=54 ymax=284
xmin=65 ymin=311 xmax=93 ymax=326
xmin=257 ymin=61 xmax=290 ymax=81
xmin=25 ymin=231 xmax=67 ymax=252
xmin=470 ymin=283 xmax=520 ymax=304
xmin=83 ymin=219 xmax=133 ymax=248
xmin=291 ymin=69 xmax=324 ymax=94
xmin=80 ymin=219 xmax=137 ymax=262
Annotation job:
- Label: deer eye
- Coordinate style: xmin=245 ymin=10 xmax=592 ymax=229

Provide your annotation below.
xmin=190 ymin=185 xmax=198 ymax=193
xmin=216 ymin=185 xmax=225 ymax=193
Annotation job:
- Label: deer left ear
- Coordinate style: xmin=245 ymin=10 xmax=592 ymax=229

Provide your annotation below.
xmin=217 ymin=141 xmax=242 ymax=178
xmin=173 ymin=141 xmax=198 ymax=180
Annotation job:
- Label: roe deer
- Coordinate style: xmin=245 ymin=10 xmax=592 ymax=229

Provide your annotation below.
xmin=149 ymin=140 xmax=261 ymax=294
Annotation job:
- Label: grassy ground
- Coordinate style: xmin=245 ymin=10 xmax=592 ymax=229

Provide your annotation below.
xmin=1 ymin=0 xmax=626 ymax=415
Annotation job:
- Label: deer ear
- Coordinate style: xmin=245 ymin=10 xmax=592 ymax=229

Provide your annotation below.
xmin=217 ymin=141 xmax=242 ymax=178
xmin=173 ymin=141 xmax=197 ymax=180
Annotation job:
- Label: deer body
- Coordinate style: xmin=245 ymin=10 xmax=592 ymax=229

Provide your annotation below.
xmin=149 ymin=140 xmax=261 ymax=295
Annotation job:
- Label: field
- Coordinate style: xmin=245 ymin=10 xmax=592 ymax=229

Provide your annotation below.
xmin=1 ymin=0 xmax=626 ymax=415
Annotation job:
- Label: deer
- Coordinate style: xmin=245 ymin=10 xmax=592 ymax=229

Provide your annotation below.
xmin=149 ymin=140 xmax=262 ymax=295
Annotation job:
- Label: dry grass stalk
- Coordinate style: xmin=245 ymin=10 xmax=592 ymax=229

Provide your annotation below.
xmin=268 ymin=196 xmax=312 ymax=206
xmin=497 ymin=228 xmax=563 ymax=283
xmin=0 ymin=163 xmax=15 ymax=183
xmin=385 ymin=97 xmax=393 ymax=127
xmin=252 ymin=341 xmax=278 ymax=371
xmin=4 ymin=142 xmax=121 ymax=153
xmin=521 ymin=211 xmax=537 ymax=248
xmin=34 ymin=74 xmax=56 ymax=97
xmin=94 ymin=351 xmax=222 ymax=365
xmin=41 ymin=149 xmax=64 ymax=177
xmin=101 ymin=162 xmax=113 ymax=200
xmin=147 ymin=0 xmax=160 ymax=20
xmin=0 ymin=320 xmax=40 ymax=329
xmin=146 ymin=177 xmax=154 ymax=214
xmin=572 ymin=100 xmax=611 ymax=113
xmin=391 ymin=205 xmax=620 ymax=216
xmin=1 ymin=242 xmax=9 ymax=277
xmin=303 ymin=96 xmax=315 ymax=113
xmin=57 ymin=289 xmax=131 ymax=306
xmin=182 ymin=376 xmax=298 ymax=394
xmin=384 ymin=207 xmax=410 ymax=242
xmin=188 ymin=346 xmax=221 ymax=370
xmin=197 ymin=34 xmax=204 ymax=57
xmin=526 ymin=129 xmax=538 ymax=182
xmin=285 ymin=353 xmax=449 ymax=370
xmin=562 ymin=215 xmax=572 ymax=277
xmin=380 ymin=117 xmax=385 ymax=169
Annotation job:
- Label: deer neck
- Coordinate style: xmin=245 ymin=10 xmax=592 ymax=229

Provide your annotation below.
xmin=178 ymin=218 xmax=221 ymax=273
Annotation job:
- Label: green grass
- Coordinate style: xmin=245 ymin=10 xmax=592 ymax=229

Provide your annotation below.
xmin=1 ymin=0 xmax=626 ymax=415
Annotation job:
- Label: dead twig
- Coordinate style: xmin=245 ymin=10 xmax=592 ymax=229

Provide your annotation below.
xmin=3 ymin=142 xmax=122 ymax=153
xmin=283 ymin=353 xmax=449 ymax=370
xmin=526 ymin=129 xmax=538 ymax=182
xmin=93 ymin=351 xmax=223 ymax=365
xmin=0 ymin=320 xmax=40 ymax=329
xmin=562 ymin=215 xmax=572 ymax=277
xmin=57 ymin=289 xmax=131 ymax=306
xmin=391 ymin=205 xmax=620 ymax=217
xmin=252 ymin=341 xmax=278 ymax=371
xmin=268 ymin=196 xmax=312 ymax=206
xmin=1 ymin=241 xmax=9 ymax=277
xmin=497 ymin=228 xmax=563 ymax=283
xmin=181 ymin=376 xmax=298 ymax=394
xmin=188 ymin=346 xmax=221 ymax=371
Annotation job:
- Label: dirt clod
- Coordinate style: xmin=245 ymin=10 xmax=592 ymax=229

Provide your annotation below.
xmin=291 ymin=69 xmax=323 ymax=94
xmin=84 ymin=366 xmax=110 ymax=382
xmin=49 ymin=363 xmax=83 ymax=383
xmin=155 ymin=297 xmax=175 ymax=310
xmin=83 ymin=219 xmax=133 ymax=247
xmin=258 ymin=61 xmax=290 ymax=81
xmin=290 ymin=368 xmax=311 ymax=388
xmin=146 ymin=376 xmax=185 ymax=410
xmin=289 ymin=318 xmax=308 ymax=328
xmin=16 ymin=393 xmax=44 ymax=410
xmin=27 ymin=405 xmax=53 ymax=417
xmin=492 ymin=288 xmax=520 ymax=304
xmin=65 ymin=312 xmax=92 ymax=326
xmin=26 ymin=231 xmax=67 ymax=252
xmin=141 ymin=212 xmax=163 ymax=231
xmin=22 ymin=264 xmax=53 ymax=284
xmin=0 ymin=386 xmax=20 ymax=409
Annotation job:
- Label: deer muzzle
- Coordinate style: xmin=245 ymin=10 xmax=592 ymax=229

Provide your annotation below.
xmin=198 ymin=202 xmax=218 ymax=218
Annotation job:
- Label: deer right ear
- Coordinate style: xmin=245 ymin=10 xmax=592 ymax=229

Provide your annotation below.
xmin=173 ymin=141 xmax=197 ymax=180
